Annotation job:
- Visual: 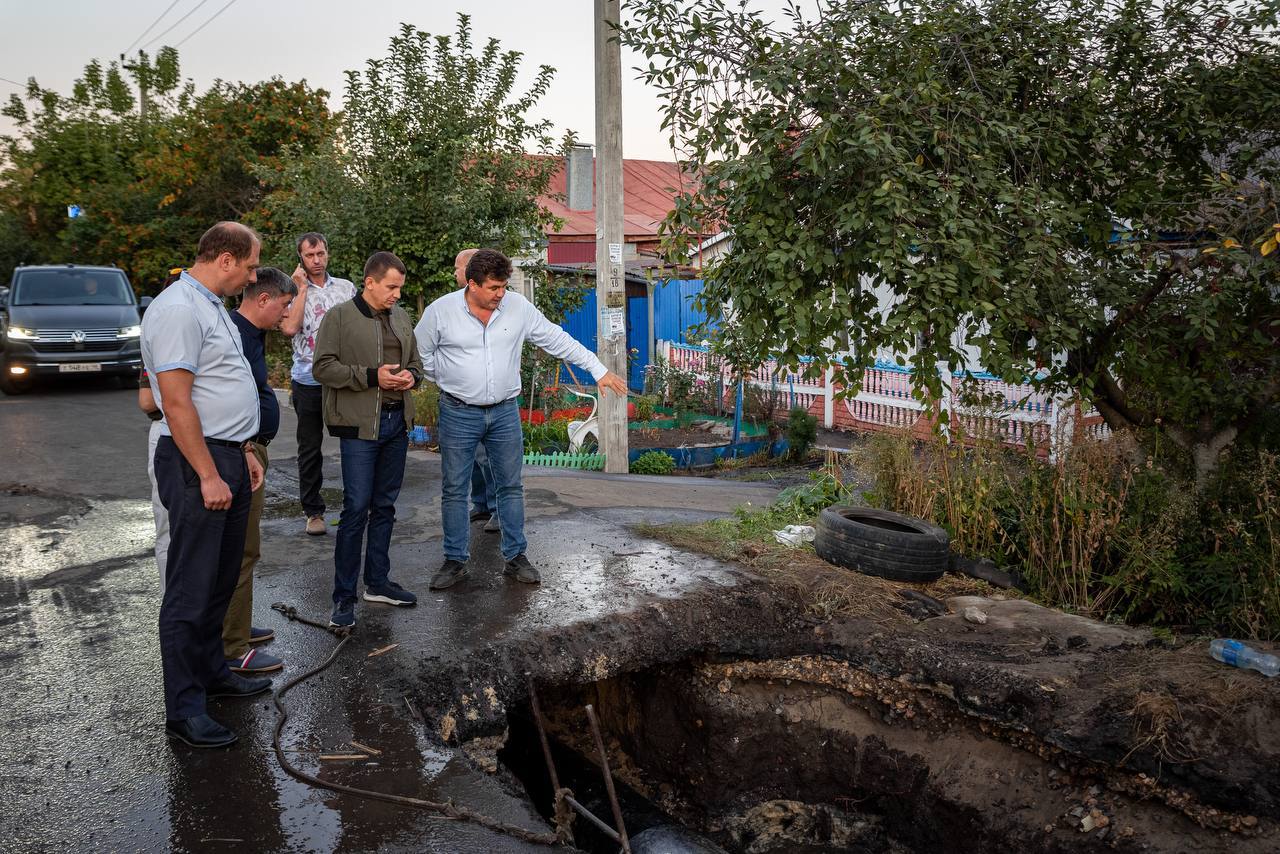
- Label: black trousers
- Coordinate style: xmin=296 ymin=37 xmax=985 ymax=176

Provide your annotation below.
xmin=291 ymin=380 xmax=326 ymax=517
xmin=155 ymin=437 xmax=252 ymax=721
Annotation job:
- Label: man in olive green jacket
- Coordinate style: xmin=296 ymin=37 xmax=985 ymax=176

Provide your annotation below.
xmin=312 ymin=251 xmax=424 ymax=629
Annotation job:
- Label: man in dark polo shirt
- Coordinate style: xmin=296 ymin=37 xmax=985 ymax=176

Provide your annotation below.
xmin=224 ymin=267 xmax=297 ymax=675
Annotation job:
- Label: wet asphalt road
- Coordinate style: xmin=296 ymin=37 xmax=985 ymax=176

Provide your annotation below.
xmin=0 ymin=375 xmax=778 ymax=853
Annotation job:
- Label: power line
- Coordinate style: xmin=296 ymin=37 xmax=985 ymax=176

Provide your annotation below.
xmin=0 ymin=76 xmax=27 ymax=88
xmin=173 ymin=0 xmax=240 ymax=48
xmin=122 ymin=0 xmax=184 ymax=56
xmin=141 ymin=0 xmax=211 ymax=50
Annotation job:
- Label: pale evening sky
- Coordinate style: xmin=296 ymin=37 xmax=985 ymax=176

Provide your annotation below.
xmin=0 ymin=0 xmax=803 ymax=161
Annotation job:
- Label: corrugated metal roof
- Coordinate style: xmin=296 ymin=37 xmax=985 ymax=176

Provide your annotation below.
xmin=540 ymin=158 xmax=692 ymax=239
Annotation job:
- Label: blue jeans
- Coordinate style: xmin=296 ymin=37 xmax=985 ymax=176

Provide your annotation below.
xmin=333 ymin=408 xmax=408 ymax=605
xmin=438 ymin=395 xmax=525 ymax=562
xmin=471 ymin=443 xmax=495 ymax=515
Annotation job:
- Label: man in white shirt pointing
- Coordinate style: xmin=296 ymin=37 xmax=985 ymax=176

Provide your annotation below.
xmin=415 ymin=249 xmax=628 ymax=588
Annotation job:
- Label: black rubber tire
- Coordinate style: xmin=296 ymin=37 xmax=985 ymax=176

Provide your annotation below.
xmin=814 ymin=530 xmax=948 ymax=581
xmin=819 ymin=506 xmax=949 ymax=550
xmin=814 ymin=505 xmax=949 ymax=582
xmin=816 ymin=521 xmax=949 ymax=561
xmin=817 ymin=540 xmax=948 ymax=570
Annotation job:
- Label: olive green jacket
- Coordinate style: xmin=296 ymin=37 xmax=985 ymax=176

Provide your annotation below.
xmin=312 ymin=292 xmax=423 ymax=440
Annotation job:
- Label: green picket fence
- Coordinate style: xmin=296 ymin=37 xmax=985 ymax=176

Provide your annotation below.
xmin=522 ymin=451 xmax=606 ymax=470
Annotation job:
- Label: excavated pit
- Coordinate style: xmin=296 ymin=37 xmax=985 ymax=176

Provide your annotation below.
xmin=393 ymin=550 xmax=1279 ymax=854
xmin=496 ymin=652 xmax=1277 ymax=853
xmin=386 ymin=579 xmax=1280 ymax=854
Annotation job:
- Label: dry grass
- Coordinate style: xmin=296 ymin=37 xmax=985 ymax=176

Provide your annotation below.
xmin=1107 ymin=643 xmax=1273 ymax=765
xmin=635 ymin=517 xmax=1003 ymax=623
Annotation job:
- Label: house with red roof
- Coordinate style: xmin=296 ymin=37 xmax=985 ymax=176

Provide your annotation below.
xmin=532 ymin=145 xmax=709 ymax=389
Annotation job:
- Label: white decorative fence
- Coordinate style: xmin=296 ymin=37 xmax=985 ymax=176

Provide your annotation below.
xmin=656 ymin=340 xmax=1111 ymax=459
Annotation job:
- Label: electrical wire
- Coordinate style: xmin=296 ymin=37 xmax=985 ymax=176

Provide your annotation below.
xmin=141 ymin=0 xmax=211 ymax=50
xmin=0 ymin=76 xmax=26 ymax=87
xmin=122 ymin=0 xmax=184 ymax=56
xmin=172 ymin=0 xmax=239 ymax=49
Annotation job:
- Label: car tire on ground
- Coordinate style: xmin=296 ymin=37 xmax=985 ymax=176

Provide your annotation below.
xmin=814 ymin=505 xmax=949 ymax=582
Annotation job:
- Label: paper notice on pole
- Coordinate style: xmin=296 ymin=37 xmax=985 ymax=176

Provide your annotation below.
xmin=609 ymin=243 xmax=623 ymax=264
xmin=601 ymin=307 xmax=626 ymax=340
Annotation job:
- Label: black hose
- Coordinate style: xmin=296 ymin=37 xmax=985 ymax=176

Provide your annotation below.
xmin=268 ymin=602 xmax=564 ymax=846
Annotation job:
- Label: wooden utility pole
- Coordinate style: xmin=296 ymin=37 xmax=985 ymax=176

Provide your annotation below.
xmin=594 ymin=0 xmax=629 ymax=472
xmin=120 ymin=52 xmax=150 ymax=124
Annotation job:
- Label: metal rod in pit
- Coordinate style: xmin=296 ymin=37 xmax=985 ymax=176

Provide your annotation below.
xmin=563 ymin=795 xmax=621 ymax=843
xmin=527 ymin=683 xmax=562 ymax=794
xmin=584 ymin=703 xmax=631 ymax=854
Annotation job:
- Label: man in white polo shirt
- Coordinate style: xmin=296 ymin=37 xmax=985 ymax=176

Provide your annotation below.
xmin=142 ymin=221 xmax=268 ymax=749
xmin=415 ymin=249 xmax=628 ymax=590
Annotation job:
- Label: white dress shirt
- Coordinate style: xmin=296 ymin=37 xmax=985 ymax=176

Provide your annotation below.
xmin=415 ymin=289 xmax=607 ymax=405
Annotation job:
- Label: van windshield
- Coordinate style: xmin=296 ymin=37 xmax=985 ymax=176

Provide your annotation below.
xmin=12 ymin=270 xmax=134 ymax=306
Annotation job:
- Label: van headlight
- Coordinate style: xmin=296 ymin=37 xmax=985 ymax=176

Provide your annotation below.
xmin=7 ymin=326 xmax=37 ymax=340
xmin=118 ymin=325 xmax=142 ymax=339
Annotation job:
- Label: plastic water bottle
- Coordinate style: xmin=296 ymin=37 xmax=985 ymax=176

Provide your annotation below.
xmin=1209 ymin=639 xmax=1280 ymax=677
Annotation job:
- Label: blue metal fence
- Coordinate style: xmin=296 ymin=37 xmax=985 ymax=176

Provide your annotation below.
xmin=555 ymin=279 xmax=712 ymax=391
xmin=653 ymin=278 xmax=709 ymax=344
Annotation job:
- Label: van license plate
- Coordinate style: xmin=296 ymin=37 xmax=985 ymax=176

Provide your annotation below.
xmin=59 ymin=363 xmax=101 ymax=373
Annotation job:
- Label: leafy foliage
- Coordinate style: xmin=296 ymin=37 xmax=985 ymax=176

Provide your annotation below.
xmin=259 ymin=16 xmax=570 ymax=306
xmin=774 ymin=470 xmax=849 ymax=517
xmin=623 ymin=0 xmax=1280 ymax=480
xmin=0 ymin=50 xmax=331 ymax=290
xmin=631 ymin=450 xmax=677 ymax=475
xmin=522 ymin=418 xmax=571 ymax=454
xmin=785 ymin=406 xmax=817 ymax=459
xmin=633 ymin=393 xmax=658 ymax=422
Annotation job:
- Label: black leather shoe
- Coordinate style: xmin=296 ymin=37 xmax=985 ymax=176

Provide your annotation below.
xmin=165 ymin=714 xmax=237 ymax=748
xmin=503 ymin=553 xmax=541 ymax=584
xmin=429 ymin=559 xmax=470 ymax=590
xmin=208 ymin=673 xmax=273 ymax=699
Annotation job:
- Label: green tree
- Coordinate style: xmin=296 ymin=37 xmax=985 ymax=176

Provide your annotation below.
xmin=623 ymin=0 xmax=1280 ymax=484
xmin=259 ymin=15 xmax=571 ymax=310
xmin=0 ymin=50 xmax=185 ymax=277
xmin=0 ymin=50 xmax=332 ymax=291
xmin=124 ymin=78 xmax=333 ymax=289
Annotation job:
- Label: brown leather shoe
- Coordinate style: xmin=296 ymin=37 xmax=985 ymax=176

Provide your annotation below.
xmin=305 ymin=514 xmax=327 ymax=536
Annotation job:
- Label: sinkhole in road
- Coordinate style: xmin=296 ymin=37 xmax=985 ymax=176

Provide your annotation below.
xmin=498 ymin=655 xmax=1030 ymax=854
xmin=494 ymin=650 xmax=1261 ymax=854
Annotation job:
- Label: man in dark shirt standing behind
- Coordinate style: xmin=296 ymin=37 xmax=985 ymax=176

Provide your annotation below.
xmin=225 ymin=267 xmax=297 ymax=674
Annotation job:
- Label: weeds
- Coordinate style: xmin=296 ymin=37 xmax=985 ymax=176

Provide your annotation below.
xmin=785 ymin=406 xmax=817 ymax=460
xmin=856 ymin=428 xmax=1280 ymax=639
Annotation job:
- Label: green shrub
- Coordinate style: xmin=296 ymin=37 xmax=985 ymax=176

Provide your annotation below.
xmin=522 ymin=418 xmax=570 ymax=454
xmin=410 ymin=382 xmax=440 ymax=427
xmin=631 ymin=450 xmax=675 ymax=475
xmin=785 ymin=406 xmax=817 ymax=459
xmin=774 ymin=470 xmax=849 ymax=517
xmin=634 ymin=394 xmax=658 ymax=422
